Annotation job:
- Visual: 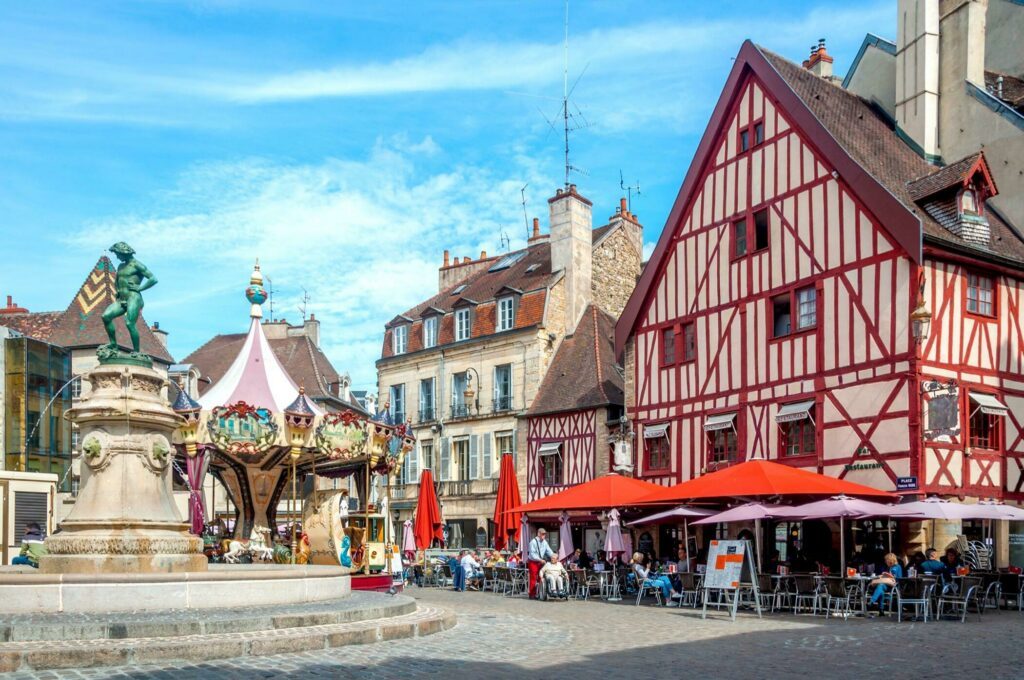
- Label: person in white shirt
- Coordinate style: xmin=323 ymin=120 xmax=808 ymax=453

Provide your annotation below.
xmin=460 ymin=550 xmax=483 ymax=591
xmin=539 ymin=555 xmax=570 ymax=599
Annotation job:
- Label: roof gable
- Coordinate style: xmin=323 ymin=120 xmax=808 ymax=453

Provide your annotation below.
xmin=616 ymin=40 xmax=929 ymax=351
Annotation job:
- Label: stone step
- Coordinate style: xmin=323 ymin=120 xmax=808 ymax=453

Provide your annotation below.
xmin=0 ymin=592 xmax=414 ymax=642
xmin=0 ymin=605 xmax=455 ymax=672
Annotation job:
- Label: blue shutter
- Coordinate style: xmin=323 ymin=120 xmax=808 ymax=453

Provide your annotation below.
xmin=483 ymin=434 xmax=493 ymax=478
xmin=440 ymin=437 xmax=450 ymax=481
xmin=469 ymin=435 xmax=479 ymax=480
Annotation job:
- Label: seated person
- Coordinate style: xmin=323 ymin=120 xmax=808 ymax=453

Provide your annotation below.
xmin=577 ymin=549 xmax=593 ymax=570
xmin=941 ymin=548 xmax=964 ymax=574
xmin=594 ymin=550 xmax=610 ymax=572
xmin=919 ymin=548 xmax=945 ymax=576
xmin=630 ymin=551 xmax=679 ymax=604
xmin=485 ymin=549 xmax=505 ymax=567
xmin=538 ymin=555 xmax=570 ymax=598
xmin=868 ymin=552 xmax=903 ymax=615
xmin=567 ymin=548 xmax=583 ymax=568
xmin=12 ymin=522 xmax=46 ymax=568
xmin=461 ymin=550 xmax=483 ymax=590
xmin=507 ymin=550 xmax=521 ymax=566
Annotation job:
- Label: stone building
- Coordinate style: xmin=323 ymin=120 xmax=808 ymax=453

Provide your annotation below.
xmin=376 ymin=189 xmax=643 ymax=547
xmin=842 ymin=0 xmax=1024 ymax=227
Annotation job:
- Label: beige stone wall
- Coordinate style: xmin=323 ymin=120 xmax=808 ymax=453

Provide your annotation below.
xmin=592 ymin=223 xmax=642 ymax=319
xmin=623 ymin=339 xmax=636 ymax=412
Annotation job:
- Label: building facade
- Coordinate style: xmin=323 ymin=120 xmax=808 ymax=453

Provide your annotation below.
xmin=377 ymin=190 xmax=642 ymax=547
xmin=616 ymin=40 xmax=1024 ymax=564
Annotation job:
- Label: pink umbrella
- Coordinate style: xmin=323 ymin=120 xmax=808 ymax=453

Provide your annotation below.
xmin=896 ymin=497 xmax=989 ymax=520
xmin=401 ymin=519 xmax=416 ymax=556
xmin=519 ymin=513 xmax=530 ymax=557
xmin=627 ymin=505 xmax=715 ymax=525
xmin=691 ymin=502 xmax=791 ymax=525
xmin=557 ymin=511 xmax=574 ymax=561
xmin=603 ymin=509 xmax=626 ymax=602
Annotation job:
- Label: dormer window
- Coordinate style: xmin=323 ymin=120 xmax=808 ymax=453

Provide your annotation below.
xmin=497 ymin=296 xmax=516 ymax=332
xmin=392 ymin=325 xmax=408 ymax=355
xmin=423 ymin=316 xmax=438 ymax=348
xmin=959 ymin=188 xmax=981 ymax=216
xmin=455 ymin=308 xmax=471 ymax=341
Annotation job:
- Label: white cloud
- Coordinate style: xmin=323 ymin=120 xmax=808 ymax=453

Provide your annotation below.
xmin=65 ymin=136 xmax=556 ymax=390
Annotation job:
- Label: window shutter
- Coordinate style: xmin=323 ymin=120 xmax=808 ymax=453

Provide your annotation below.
xmin=469 ymin=435 xmax=479 ymax=480
xmin=13 ymin=491 xmax=48 ymax=544
xmin=440 ymin=437 xmax=450 ymax=481
xmin=483 ymin=435 xmax=493 ymax=478
xmin=408 ymin=444 xmax=419 ymax=482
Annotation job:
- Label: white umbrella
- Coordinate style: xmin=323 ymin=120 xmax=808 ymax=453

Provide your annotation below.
xmin=557 ymin=511 xmax=574 ymax=561
xmin=604 ymin=509 xmax=626 ymax=602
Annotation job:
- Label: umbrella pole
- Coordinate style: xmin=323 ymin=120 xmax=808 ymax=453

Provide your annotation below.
xmin=754 ymin=518 xmax=763 ymax=574
xmin=840 ymin=516 xmax=845 ymax=576
xmin=887 ymin=519 xmax=892 ymax=553
xmin=684 ymin=520 xmax=690 ymax=571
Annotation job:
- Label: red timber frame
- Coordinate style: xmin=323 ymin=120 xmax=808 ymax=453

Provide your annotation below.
xmin=615 ymin=41 xmax=934 ymax=494
xmin=526 ymin=410 xmax=598 ymax=502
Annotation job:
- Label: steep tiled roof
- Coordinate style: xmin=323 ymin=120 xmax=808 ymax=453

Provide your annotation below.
xmin=761 ymin=47 xmax=1024 ymax=264
xmin=907 ymin=152 xmax=986 ymax=201
xmin=0 ymin=256 xmax=174 ymax=363
xmin=183 ymin=330 xmax=363 ymax=412
xmin=527 ymin=305 xmax=623 ymax=417
xmin=0 ymin=311 xmax=62 ymax=341
xmin=985 ymin=71 xmax=1024 ymax=113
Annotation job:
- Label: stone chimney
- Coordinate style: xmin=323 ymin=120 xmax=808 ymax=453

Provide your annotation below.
xmin=438 ymin=250 xmax=496 ymax=291
xmin=303 ymin=313 xmax=321 ymax=347
xmin=802 ymin=39 xmax=834 ymax=79
xmin=528 ymin=217 xmax=548 ymax=243
xmin=0 ymin=295 xmax=28 ymax=315
xmin=896 ymin=0 xmax=942 ymax=161
xmin=150 ymin=321 xmax=169 ymax=348
xmin=549 ymin=184 xmax=593 ymax=332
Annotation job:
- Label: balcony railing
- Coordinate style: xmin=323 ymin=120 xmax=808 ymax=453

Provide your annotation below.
xmin=418 ymin=407 xmax=435 ymax=422
xmin=450 ymin=404 xmax=470 ymax=418
xmin=437 ymin=478 xmax=500 ymax=497
xmin=493 ymin=395 xmax=513 ymax=412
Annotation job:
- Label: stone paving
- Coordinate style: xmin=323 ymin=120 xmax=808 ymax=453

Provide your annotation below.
xmin=6 ymin=586 xmax=1024 ymax=679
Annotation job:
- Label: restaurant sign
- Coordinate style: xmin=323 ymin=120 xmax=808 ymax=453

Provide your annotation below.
xmin=896 ymin=476 xmax=918 ymax=491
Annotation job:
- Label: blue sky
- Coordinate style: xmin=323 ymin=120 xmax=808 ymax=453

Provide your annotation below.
xmin=0 ymin=1 xmax=894 ymax=392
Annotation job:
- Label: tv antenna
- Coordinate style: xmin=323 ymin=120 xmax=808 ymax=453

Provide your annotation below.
xmin=540 ymin=0 xmax=590 ymax=187
xmin=298 ymin=287 xmax=310 ymax=321
xmin=499 ymin=229 xmax=511 ymax=253
xmin=620 ymin=171 xmax=641 ymax=212
xmin=520 ymin=184 xmax=530 ymax=240
xmin=265 ymin=275 xmax=275 ymax=322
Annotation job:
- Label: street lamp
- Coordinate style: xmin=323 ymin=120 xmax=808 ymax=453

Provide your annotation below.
xmin=463 ymin=367 xmax=481 ymax=415
xmin=911 ymin=301 xmax=932 ymax=342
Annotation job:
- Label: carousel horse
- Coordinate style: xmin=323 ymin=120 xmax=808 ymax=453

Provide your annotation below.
xmin=223 ymin=525 xmax=275 ymax=563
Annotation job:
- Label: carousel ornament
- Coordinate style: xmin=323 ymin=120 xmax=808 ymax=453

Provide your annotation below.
xmin=284 ymin=387 xmax=317 ymax=460
xmin=172 ymin=384 xmax=203 ymax=457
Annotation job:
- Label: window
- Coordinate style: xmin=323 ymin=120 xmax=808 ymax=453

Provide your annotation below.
xmin=772 ymin=295 xmax=791 ymax=337
xmin=704 ymin=412 xmax=738 ymax=465
xmin=796 ymin=287 xmax=817 ymax=330
xmin=392 ymin=325 xmax=408 ymax=355
xmin=497 ymin=296 xmax=515 ymax=331
xmin=968 ymin=392 xmax=1007 ymax=450
xmin=643 ymin=423 xmax=671 ymax=471
xmin=389 ymin=384 xmax=405 ymax=424
xmin=753 ymin=208 xmax=769 ymax=251
xmin=733 ymin=218 xmax=748 ymax=257
xmin=421 ymin=440 xmax=435 ymax=477
xmin=739 ymin=119 xmax=765 ymax=154
xmin=419 ymin=378 xmax=435 ymax=421
xmin=455 ymin=438 xmax=471 ymax=481
xmin=70 ymin=375 xmax=82 ymax=399
xmin=496 ymin=431 xmax=514 ymax=466
xmin=960 ymin=188 xmax=978 ymax=215
xmin=493 ymin=364 xmax=513 ymax=411
xmin=754 ymin=121 xmax=765 ymax=145
xmin=966 ymin=273 xmax=995 ymax=317
xmin=71 ymin=429 xmax=79 ymax=452
xmin=682 ymin=322 xmax=696 ymax=362
xmin=661 ymin=327 xmax=676 ymax=365
xmin=538 ymin=443 xmax=563 ymax=486
xmin=455 ymin=308 xmax=471 ymax=341
xmin=423 ymin=316 xmax=438 ymax=348
xmin=488 ymin=251 xmax=527 ymax=272
xmin=452 ymin=372 xmax=469 ymax=417
xmin=740 ymin=129 xmax=750 ymax=153
xmin=777 ymin=399 xmax=817 ymax=457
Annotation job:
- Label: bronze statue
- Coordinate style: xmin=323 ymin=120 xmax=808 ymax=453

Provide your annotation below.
xmin=100 ymin=242 xmax=157 ymax=359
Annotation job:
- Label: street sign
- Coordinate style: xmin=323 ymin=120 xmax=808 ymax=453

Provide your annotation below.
xmin=896 ymin=476 xmax=918 ymax=491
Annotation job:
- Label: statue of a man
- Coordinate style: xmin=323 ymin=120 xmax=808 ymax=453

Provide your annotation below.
xmin=101 ymin=242 xmax=158 ymax=354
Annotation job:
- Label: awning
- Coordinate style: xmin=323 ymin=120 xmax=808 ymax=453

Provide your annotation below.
xmin=775 ymin=400 xmax=816 ymax=423
xmin=703 ymin=412 xmax=737 ymax=432
xmin=970 ymin=392 xmax=1008 ymax=416
xmin=643 ymin=423 xmax=670 ymax=439
xmin=537 ymin=442 xmax=562 ymax=457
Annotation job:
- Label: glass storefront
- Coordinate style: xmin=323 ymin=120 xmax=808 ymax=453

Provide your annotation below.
xmin=3 ymin=336 xmax=72 ymax=489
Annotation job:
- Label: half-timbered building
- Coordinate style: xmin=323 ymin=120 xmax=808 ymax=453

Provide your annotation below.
xmin=616 ymin=40 xmax=1024 ymax=562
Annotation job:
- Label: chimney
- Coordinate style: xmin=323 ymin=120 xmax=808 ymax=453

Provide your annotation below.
xmin=453 ymin=256 xmax=461 ymax=265
xmin=443 ymin=250 xmax=450 ymax=267
xmin=528 ymin=217 xmax=548 ymax=243
xmin=896 ymin=0 xmax=941 ymax=160
xmin=150 ymin=321 xmax=169 ymax=348
xmin=801 ymin=38 xmax=834 ymax=79
xmin=0 ymin=295 xmax=29 ymax=315
xmin=549 ymin=184 xmax=593 ymax=332
xmin=303 ymin=313 xmax=321 ymax=347
xmin=480 ymin=250 xmax=487 ymax=259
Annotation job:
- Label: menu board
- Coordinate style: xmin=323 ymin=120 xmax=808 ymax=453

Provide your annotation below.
xmin=703 ymin=540 xmax=747 ymax=590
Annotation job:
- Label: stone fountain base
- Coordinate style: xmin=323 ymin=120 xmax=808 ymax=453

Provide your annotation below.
xmin=40 ymin=522 xmax=207 ymax=575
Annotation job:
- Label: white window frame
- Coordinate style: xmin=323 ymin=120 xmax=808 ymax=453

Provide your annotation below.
xmin=392 ymin=325 xmax=408 ymax=354
xmin=493 ymin=363 xmax=513 ymax=411
xmin=419 ymin=377 xmax=436 ymax=421
xmin=497 ymin=296 xmax=515 ymax=332
xmin=455 ymin=308 xmax=471 ymax=341
xmin=389 ymin=384 xmax=406 ymax=423
xmin=423 ymin=316 xmax=438 ymax=348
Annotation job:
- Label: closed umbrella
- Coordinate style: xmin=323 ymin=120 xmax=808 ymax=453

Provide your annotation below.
xmin=519 ymin=513 xmax=530 ymax=558
xmin=413 ymin=469 xmax=444 ymax=550
xmin=402 ymin=519 xmax=416 ymax=557
xmin=492 ymin=453 xmax=523 ymax=551
xmin=604 ymin=509 xmax=626 ymax=602
xmin=557 ymin=511 xmax=574 ymax=560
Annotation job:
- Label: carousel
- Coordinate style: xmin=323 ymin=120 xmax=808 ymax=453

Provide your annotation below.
xmin=170 ymin=262 xmax=413 ymax=586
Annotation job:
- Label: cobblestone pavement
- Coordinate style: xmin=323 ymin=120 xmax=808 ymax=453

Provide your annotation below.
xmin=7 ymin=587 xmax=1024 ymax=679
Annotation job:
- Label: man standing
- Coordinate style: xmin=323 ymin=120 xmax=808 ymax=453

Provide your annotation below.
xmin=12 ymin=522 xmax=46 ymax=568
xmin=527 ymin=527 xmax=554 ymax=599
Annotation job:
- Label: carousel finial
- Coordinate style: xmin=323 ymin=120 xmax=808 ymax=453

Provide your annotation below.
xmin=245 ymin=259 xmax=268 ymax=319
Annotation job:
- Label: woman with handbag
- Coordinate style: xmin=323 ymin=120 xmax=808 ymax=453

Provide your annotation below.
xmin=868 ymin=552 xmax=903 ymax=616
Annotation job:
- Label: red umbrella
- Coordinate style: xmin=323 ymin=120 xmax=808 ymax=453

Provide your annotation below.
xmin=413 ymin=469 xmax=444 ymax=550
xmin=508 ymin=473 xmax=663 ymax=513
xmin=638 ymin=459 xmax=894 ymax=504
xmin=492 ymin=453 xmax=522 ymax=551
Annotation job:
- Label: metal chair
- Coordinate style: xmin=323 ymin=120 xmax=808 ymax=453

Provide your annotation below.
xmin=792 ymin=574 xmax=822 ymax=615
xmin=977 ymin=573 xmax=1002 ymax=612
xmin=635 ymin=578 xmax=664 ymax=606
xmin=822 ymin=577 xmax=852 ymax=620
xmin=893 ymin=579 xmax=933 ymax=622
xmin=998 ymin=573 xmax=1023 ymax=612
xmin=756 ymin=574 xmax=780 ymax=613
xmin=676 ymin=572 xmax=700 ymax=608
xmin=481 ymin=566 xmax=495 ymax=593
xmin=937 ymin=576 xmax=984 ymax=622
